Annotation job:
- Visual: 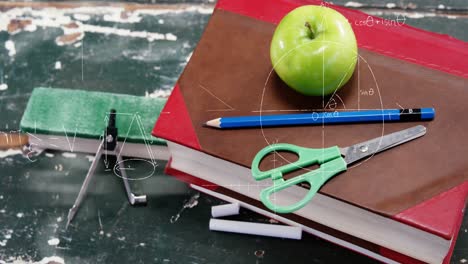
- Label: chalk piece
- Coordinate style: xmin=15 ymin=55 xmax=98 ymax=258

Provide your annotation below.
xmin=211 ymin=203 xmax=240 ymax=218
xmin=209 ymin=219 xmax=302 ymax=240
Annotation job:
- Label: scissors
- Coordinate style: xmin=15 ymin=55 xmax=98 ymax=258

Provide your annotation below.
xmin=251 ymin=125 xmax=427 ymax=213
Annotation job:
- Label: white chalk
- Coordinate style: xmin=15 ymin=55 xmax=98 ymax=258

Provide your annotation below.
xmin=0 ymin=83 xmax=8 ymax=91
xmin=211 ymin=203 xmax=240 ymax=218
xmin=47 ymin=238 xmax=60 ymax=246
xmin=209 ymin=219 xmax=302 ymax=240
xmin=5 ymin=40 xmax=16 ymax=57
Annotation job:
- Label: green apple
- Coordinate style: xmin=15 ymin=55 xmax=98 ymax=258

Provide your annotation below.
xmin=270 ymin=5 xmax=358 ymax=96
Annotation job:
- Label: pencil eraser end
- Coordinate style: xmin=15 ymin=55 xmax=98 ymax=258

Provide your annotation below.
xmin=421 ymin=108 xmax=435 ymax=120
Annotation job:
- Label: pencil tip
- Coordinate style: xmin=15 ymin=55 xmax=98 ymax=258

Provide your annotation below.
xmin=204 ymin=118 xmax=221 ymax=128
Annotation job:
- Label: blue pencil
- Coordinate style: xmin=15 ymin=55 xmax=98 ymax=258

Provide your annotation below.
xmin=204 ymin=108 xmax=435 ymax=129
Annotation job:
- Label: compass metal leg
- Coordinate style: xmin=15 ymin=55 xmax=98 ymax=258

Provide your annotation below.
xmin=66 ymin=142 xmax=104 ymax=228
xmin=115 ymin=145 xmax=147 ymax=205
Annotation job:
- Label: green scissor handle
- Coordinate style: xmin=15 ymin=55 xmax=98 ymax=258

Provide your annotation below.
xmin=251 ymin=143 xmax=347 ymax=214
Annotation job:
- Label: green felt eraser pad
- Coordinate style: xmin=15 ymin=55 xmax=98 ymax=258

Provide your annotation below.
xmin=20 ymin=87 xmax=167 ymax=145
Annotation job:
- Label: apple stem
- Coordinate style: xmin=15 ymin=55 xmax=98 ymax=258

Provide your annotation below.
xmin=304 ymin=22 xmax=315 ymax=39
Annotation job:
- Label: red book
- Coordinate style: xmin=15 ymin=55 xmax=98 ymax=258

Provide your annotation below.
xmin=153 ymin=0 xmax=468 ymax=263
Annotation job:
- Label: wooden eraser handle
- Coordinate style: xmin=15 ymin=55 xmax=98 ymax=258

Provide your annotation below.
xmin=0 ymin=133 xmax=28 ymax=150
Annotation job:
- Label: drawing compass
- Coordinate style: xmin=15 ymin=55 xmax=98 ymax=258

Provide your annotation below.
xmin=66 ymin=109 xmax=147 ymax=228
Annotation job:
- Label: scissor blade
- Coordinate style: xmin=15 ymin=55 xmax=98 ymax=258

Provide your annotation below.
xmin=341 ymin=125 xmax=426 ymax=165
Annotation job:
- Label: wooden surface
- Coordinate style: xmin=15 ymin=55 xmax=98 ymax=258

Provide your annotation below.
xmin=0 ymin=133 xmax=27 ymax=150
xmin=0 ymin=1 xmax=466 ymax=263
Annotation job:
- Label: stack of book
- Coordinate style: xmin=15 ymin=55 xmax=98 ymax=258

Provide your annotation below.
xmin=152 ymin=0 xmax=468 ymax=263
